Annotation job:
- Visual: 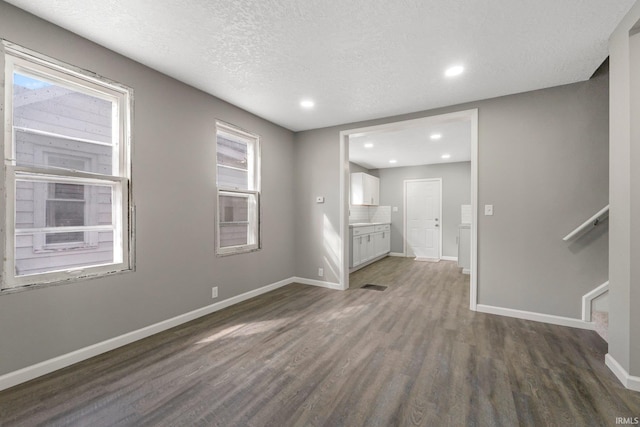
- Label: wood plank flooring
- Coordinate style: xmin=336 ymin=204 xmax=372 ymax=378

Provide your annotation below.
xmin=1 ymin=257 xmax=639 ymax=426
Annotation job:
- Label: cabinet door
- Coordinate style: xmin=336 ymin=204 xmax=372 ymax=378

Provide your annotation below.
xmin=361 ymin=233 xmax=373 ymax=261
xmin=370 ymin=175 xmax=380 ymax=205
xmin=350 ymin=173 xmax=365 ymax=205
xmin=352 ymin=235 xmax=361 ymax=267
xmin=373 ymin=232 xmax=384 ymax=257
xmin=382 ymin=230 xmax=390 ymax=254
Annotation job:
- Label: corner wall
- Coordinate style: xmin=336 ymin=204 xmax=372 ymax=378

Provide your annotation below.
xmin=608 ymin=0 xmax=640 ymax=381
xmin=0 ymin=3 xmax=296 ymax=376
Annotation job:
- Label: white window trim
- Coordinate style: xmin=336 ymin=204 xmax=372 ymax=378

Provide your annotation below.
xmin=215 ymin=121 xmax=261 ymax=256
xmin=0 ymin=40 xmax=134 ymax=291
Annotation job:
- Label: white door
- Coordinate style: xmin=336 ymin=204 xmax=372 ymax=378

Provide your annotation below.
xmin=405 ymin=179 xmax=441 ymax=260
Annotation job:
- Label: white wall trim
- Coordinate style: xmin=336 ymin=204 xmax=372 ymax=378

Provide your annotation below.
xmin=0 ymin=276 xmax=299 ymax=392
xmin=476 ymin=304 xmax=595 ymax=330
xmin=581 ymin=281 xmax=609 ymax=322
xmin=605 ymin=353 xmax=640 ymax=392
xmin=440 ymin=256 xmax=458 ymax=261
xmin=389 ymin=252 xmax=406 ymax=257
xmin=292 ymin=277 xmax=344 ymax=291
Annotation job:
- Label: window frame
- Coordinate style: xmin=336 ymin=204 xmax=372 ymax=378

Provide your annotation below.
xmin=215 ymin=121 xmax=261 ymax=256
xmin=1 ymin=40 xmax=134 ymax=290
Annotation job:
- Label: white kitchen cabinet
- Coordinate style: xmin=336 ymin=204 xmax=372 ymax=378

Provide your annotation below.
xmin=350 ymin=172 xmax=380 ymax=206
xmin=350 ymin=224 xmax=390 ymax=269
xmin=373 ymin=224 xmax=391 ymax=257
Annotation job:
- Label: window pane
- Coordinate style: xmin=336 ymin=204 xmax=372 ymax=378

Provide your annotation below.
xmin=13 ymin=72 xmax=113 ymax=144
xmin=15 ymin=231 xmax=114 ymax=277
xmin=15 ymin=130 xmax=113 ymax=175
xmin=218 ymin=192 xmax=258 ymax=250
xmin=217 ymin=133 xmax=248 ymax=170
xmin=219 ymin=194 xmax=248 ymax=222
xmin=16 ymin=179 xmax=113 ymax=230
xmin=217 ymin=165 xmax=248 ymax=189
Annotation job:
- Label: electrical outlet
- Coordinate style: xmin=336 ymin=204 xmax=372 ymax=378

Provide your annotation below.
xmin=211 ymin=287 xmax=218 ymax=299
xmin=318 ymin=267 xmax=324 ymax=277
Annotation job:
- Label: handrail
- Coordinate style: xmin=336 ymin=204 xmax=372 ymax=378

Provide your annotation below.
xmin=563 ymin=204 xmax=609 ymax=241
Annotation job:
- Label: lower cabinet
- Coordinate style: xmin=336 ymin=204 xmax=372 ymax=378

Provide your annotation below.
xmin=350 ymin=224 xmax=390 ymax=269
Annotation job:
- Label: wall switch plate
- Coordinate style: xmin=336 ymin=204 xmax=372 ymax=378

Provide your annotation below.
xmin=212 ymin=287 xmax=218 ymax=299
xmin=485 ymin=205 xmax=494 ymax=216
xmin=318 ymin=267 xmax=324 ymax=277
xmin=316 ymin=196 xmax=325 ymax=203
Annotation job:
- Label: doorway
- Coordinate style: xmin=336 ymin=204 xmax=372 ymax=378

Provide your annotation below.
xmin=339 ymin=109 xmax=478 ymax=310
xmin=405 ymin=178 xmax=442 ymax=261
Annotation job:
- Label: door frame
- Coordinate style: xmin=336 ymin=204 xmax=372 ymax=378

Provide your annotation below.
xmin=403 ymin=178 xmax=442 ymax=260
xmin=339 ymin=108 xmax=479 ymax=311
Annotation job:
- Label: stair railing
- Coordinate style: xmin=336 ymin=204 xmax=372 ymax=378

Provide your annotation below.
xmin=563 ymin=205 xmax=609 ymax=241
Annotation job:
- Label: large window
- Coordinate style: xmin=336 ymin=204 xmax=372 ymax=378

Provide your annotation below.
xmin=1 ymin=41 xmax=133 ymax=289
xmin=215 ymin=121 xmax=260 ymax=255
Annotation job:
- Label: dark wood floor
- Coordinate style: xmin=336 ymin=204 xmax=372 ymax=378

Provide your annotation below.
xmin=1 ymin=257 xmax=639 ymax=426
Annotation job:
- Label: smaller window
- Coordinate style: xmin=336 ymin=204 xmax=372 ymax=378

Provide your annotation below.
xmin=215 ymin=122 xmax=260 ymax=255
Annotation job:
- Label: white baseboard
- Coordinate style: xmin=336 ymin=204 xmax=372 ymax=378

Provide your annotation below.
xmin=389 ymin=252 xmax=405 ymax=257
xmin=440 ymin=256 xmax=458 ymax=262
xmin=0 ymin=276 xmax=297 ymax=392
xmin=476 ymin=304 xmax=595 ymax=330
xmin=292 ymin=277 xmax=344 ymax=290
xmin=462 ymin=268 xmax=470 ymax=274
xmin=605 ymin=353 xmax=640 ymax=392
xmin=582 ymin=281 xmax=609 ymax=322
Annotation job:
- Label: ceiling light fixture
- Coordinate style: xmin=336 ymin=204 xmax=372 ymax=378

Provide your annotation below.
xmin=300 ymin=99 xmax=315 ymax=109
xmin=441 ymin=154 xmax=451 ymax=159
xmin=444 ymin=65 xmax=464 ymax=77
xmin=389 ymin=159 xmax=398 ymax=164
xmin=430 ymin=133 xmax=442 ymax=140
xmin=364 ymin=143 xmax=374 ymax=148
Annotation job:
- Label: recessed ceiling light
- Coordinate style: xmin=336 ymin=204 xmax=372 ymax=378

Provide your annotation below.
xmin=444 ymin=65 xmax=464 ymax=77
xmin=441 ymin=154 xmax=451 ymax=159
xmin=430 ymin=133 xmax=442 ymax=140
xmin=364 ymin=143 xmax=374 ymax=148
xmin=300 ymin=99 xmax=315 ymax=109
xmin=389 ymin=159 xmax=397 ymax=164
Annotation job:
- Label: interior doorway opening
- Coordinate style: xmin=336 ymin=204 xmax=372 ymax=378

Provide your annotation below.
xmin=339 ymin=109 xmax=479 ymax=310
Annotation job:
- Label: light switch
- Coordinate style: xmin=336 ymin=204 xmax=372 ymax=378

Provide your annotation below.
xmin=485 ymin=204 xmax=494 ymax=215
xmin=316 ymin=196 xmax=325 ymax=203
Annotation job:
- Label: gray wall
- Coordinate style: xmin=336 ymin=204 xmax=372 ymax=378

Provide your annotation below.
xmin=609 ymin=0 xmax=640 ymax=377
xmin=376 ymin=162 xmax=471 ymax=258
xmin=295 ymin=70 xmax=609 ymax=319
xmin=0 ymin=3 xmax=296 ymax=376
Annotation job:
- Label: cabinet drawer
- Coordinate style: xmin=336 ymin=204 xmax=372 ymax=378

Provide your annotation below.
xmin=352 ymin=226 xmax=375 ymax=236
xmin=374 ymin=224 xmax=390 ymax=232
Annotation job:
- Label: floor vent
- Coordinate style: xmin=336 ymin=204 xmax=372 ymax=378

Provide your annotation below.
xmin=361 ymin=284 xmax=388 ymax=291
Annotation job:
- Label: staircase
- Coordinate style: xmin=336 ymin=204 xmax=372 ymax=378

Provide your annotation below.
xmin=564 ymin=206 xmax=610 ymax=342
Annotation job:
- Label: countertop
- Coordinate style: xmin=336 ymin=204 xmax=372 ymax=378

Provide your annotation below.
xmin=349 ymin=222 xmax=390 ymax=228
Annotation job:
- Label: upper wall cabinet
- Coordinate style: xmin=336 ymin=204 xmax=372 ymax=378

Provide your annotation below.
xmin=351 ymin=172 xmax=380 ymax=206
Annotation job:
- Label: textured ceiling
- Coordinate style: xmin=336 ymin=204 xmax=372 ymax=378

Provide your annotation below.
xmin=350 ymin=116 xmax=471 ymax=170
xmin=5 ymin=0 xmax=634 ymax=131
